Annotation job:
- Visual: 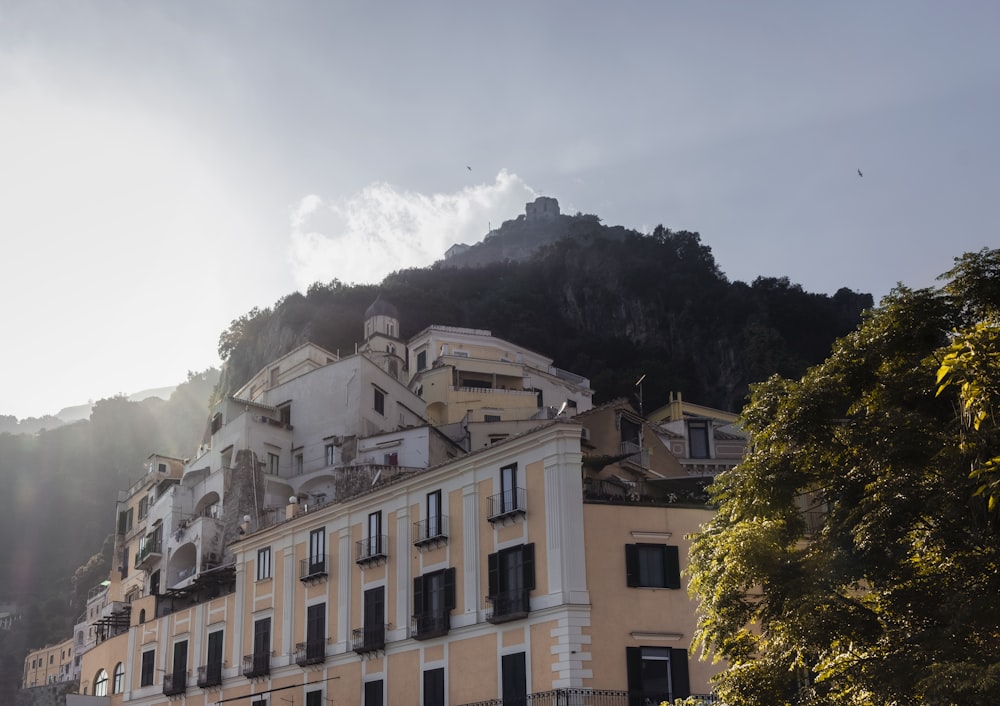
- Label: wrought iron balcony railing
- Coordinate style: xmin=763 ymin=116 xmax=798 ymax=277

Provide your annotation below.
xmin=242 ymin=652 xmax=270 ymax=678
xmin=300 ymin=555 xmax=328 ymax=581
xmin=486 ymin=589 xmax=531 ymax=624
xmin=294 ymin=638 xmax=327 ymax=666
xmin=410 ymin=611 xmax=450 ymax=640
xmin=487 ymin=488 xmax=526 ymax=523
xmin=196 ymin=662 xmax=222 ymax=688
xmin=162 ymin=670 xmax=186 ymax=696
xmin=413 ymin=515 xmax=449 ymax=547
xmin=351 ymin=624 xmax=386 ymax=654
xmin=355 ymin=535 xmax=388 ymax=565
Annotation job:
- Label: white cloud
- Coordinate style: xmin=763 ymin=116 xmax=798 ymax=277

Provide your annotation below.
xmin=288 ymin=169 xmax=535 ymax=289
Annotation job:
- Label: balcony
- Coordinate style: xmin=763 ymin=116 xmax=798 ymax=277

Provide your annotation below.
xmin=242 ymin=652 xmax=270 ymax=679
xmin=294 ymin=638 xmax=327 ymax=666
xmin=162 ymin=670 xmax=186 ymax=696
xmin=351 ymin=625 xmax=386 ymax=654
xmin=410 ymin=612 xmax=450 ymax=640
xmin=413 ymin=515 xmax=449 ymax=548
xmin=486 ymin=488 xmax=526 ymax=524
xmin=299 ymin=555 xmax=328 ymax=582
xmin=196 ymin=662 xmax=222 ymax=688
xmin=486 ymin=589 xmax=530 ymax=624
xmin=355 ymin=535 xmax=388 ymax=567
xmin=135 ymin=537 xmax=162 ymax=570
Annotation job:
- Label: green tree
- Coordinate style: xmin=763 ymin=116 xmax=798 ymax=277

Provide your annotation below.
xmin=688 ymin=249 xmax=1000 ymax=706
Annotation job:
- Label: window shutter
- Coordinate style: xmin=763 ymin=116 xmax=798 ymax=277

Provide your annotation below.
xmin=487 ymin=551 xmax=499 ymax=596
xmin=670 ymin=648 xmax=690 ymax=699
xmin=413 ymin=575 xmax=424 ymax=613
xmin=444 ymin=567 xmax=456 ymax=610
xmin=625 ymin=646 xmax=643 ymax=705
xmin=625 ymin=544 xmax=639 ymax=587
xmin=665 ymin=545 xmax=681 ymax=589
xmin=522 ymin=543 xmax=536 ymax=591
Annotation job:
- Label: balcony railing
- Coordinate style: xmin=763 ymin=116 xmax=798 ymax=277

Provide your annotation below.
xmin=486 ymin=589 xmax=530 ymax=624
xmin=351 ymin=624 xmax=386 ymax=654
xmin=410 ymin=612 xmax=450 ymax=640
xmin=413 ymin=515 xmax=449 ymax=547
xmin=196 ymin=662 xmax=222 ymax=688
xmin=162 ymin=670 xmax=186 ymax=696
xmin=135 ymin=537 xmax=163 ymax=570
xmin=242 ymin=652 xmax=270 ymax=679
xmin=487 ymin=488 xmax=526 ymax=523
xmin=356 ymin=535 xmax=388 ymax=566
xmin=294 ymin=638 xmax=327 ymax=666
xmin=300 ymin=555 xmax=328 ymax=581
xmin=455 ymin=688 xmax=720 ymax=706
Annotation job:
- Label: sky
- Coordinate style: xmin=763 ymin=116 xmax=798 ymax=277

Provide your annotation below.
xmin=1 ymin=2 xmax=998 ymax=420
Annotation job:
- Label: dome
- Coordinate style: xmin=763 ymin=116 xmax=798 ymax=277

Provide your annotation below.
xmin=365 ymin=295 xmax=399 ymax=320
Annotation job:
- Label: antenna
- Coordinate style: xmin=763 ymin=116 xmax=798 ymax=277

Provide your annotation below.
xmin=634 ymin=374 xmax=646 ymax=417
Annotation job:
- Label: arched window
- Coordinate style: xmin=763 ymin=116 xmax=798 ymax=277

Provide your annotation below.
xmin=94 ymin=669 xmax=109 ymax=696
xmin=112 ymin=663 xmax=124 ymax=694
xmin=139 ymin=608 xmax=146 ymax=624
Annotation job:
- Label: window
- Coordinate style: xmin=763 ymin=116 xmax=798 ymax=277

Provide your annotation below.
xmin=257 ymin=547 xmax=271 ymax=580
xmin=487 ymin=544 xmax=535 ymax=622
xmin=140 ymin=649 xmax=155 ymax=687
xmin=424 ymin=667 xmax=445 ymax=706
xmin=170 ymin=640 xmax=188 ymax=692
xmin=416 ymin=350 xmax=427 ymax=371
xmin=304 ymin=603 xmax=326 ymax=662
xmin=383 ymin=452 xmax=398 ymax=466
xmin=248 ymin=617 xmax=271 ymax=676
xmin=688 ymin=420 xmax=710 ymax=459
xmin=270 ymin=366 xmax=280 ymax=387
xmin=211 ymin=412 xmax=222 ymax=434
xmin=137 ymin=495 xmax=149 ymax=520
xmin=625 ymin=544 xmax=680 ymax=589
xmin=325 ymin=443 xmax=336 ymax=466
xmin=413 ymin=567 xmax=456 ymax=639
xmin=306 ymin=690 xmax=323 ymax=706
xmin=484 ymin=414 xmax=501 ymax=423
xmin=489 ymin=462 xmax=523 ymax=517
xmin=626 ymin=646 xmax=690 ymax=703
xmin=158 ymin=462 xmax=167 ymax=473
xmin=94 ymin=669 xmax=108 ymax=696
xmin=364 ymin=679 xmax=384 ymax=706
xmin=268 ymin=453 xmax=280 ymax=474
xmin=111 ymin=662 xmax=125 ymax=694
xmin=367 ymin=511 xmax=383 ymax=556
xmin=373 ymin=386 xmax=385 ymax=416
xmin=355 ymin=586 xmax=385 ymax=653
xmin=279 ymin=404 xmax=291 ymax=427
xmin=309 ymin=528 xmax=326 ymax=574
xmin=295 ymin=453 xmax=304 ymax=475
xmin=203 ymin=630 xmax=223 ymax=686
xmin=427 ymin=490 xmax=442 ymax=538
xmin=117 ymin=507 xmax=134 ymax=534
xmin=501 ymin=652 xmax=527 ymax=706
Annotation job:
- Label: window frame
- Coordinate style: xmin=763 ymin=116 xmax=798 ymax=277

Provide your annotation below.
xmin=257 ymin=547 xmax=272 ymax=581
xmin=373 ymin=386 xmax=386 ymax=416
xmin=112 ymin=662 xmax=124 ymax=694
xmin=140 ymin=649 xmax=155 ymax=687
xmin=625 ymin=543 xmax=681 ymax=589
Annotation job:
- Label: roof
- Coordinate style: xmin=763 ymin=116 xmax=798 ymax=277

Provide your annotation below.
xmin=365 ymin=295 xmax=399 ymax=320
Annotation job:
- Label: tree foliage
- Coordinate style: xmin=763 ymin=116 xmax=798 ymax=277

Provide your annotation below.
xmin=688 ymin=249 xmax=1000 ymax=705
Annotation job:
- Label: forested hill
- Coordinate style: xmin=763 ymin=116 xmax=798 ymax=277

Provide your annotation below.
xmin=218 ymin=218 xmax=873 ymax=412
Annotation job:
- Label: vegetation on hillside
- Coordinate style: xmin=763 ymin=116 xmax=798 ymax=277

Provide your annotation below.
xmin=688 ymin=249 xmax=1000 ymax=705
xmin=217 ymin=223 xmax=872 ymax=413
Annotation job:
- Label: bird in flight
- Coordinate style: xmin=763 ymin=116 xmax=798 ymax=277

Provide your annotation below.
xmin=466 ymin=166 xmax=472 ymax=171
xmin=858 ymin=169 xmax=863 ymax=177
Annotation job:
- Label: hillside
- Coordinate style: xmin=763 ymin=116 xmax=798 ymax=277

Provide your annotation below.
xmin=216 ymin=210 xmax=872 ymax=413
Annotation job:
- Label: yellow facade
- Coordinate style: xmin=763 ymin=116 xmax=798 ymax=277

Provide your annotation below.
xmin=22 ymin=637 xmax=74 ymax=688
xmin=71 ymin=421 xmax=719 ymax=705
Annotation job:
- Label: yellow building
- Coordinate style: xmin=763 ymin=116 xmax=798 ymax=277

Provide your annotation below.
xmin=22 ymin=637 xmax=75 ymax=688
xmin=75 ymin=421 xmax=714 ymax=705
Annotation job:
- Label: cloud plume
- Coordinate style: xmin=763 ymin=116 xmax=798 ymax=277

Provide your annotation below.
xmin=289 ymin=170 xmax=535 ymax=289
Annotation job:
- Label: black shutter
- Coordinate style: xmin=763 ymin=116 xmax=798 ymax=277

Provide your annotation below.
xmin=423 ymin=668 xmax=445 ymax=706
xmin=625 ymin=544 xmax=639 ymax=587
xmin=487 ymin=551 xmax=499 ymax=596
xmin=522 ymin=543 xmax=535 ymax=591
xmin=413 ymin=575 xmax=425 ymax=613
xmin=501 ymin=652 xmax=527 ymax=706
xmin=444 ymin=567 xmax=456 ymax=610
xmin=364 ymin=679 xmax=383 ymax=706
xmin=625 ymin=647 xmax=643 ymax=706
xmin=307 ymin=603 xmax=325 ymax=642
xmin=670 ymin=648 xmax=690 ymax=699
xmin=665 ymin=545 xmax=681 ymax=589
